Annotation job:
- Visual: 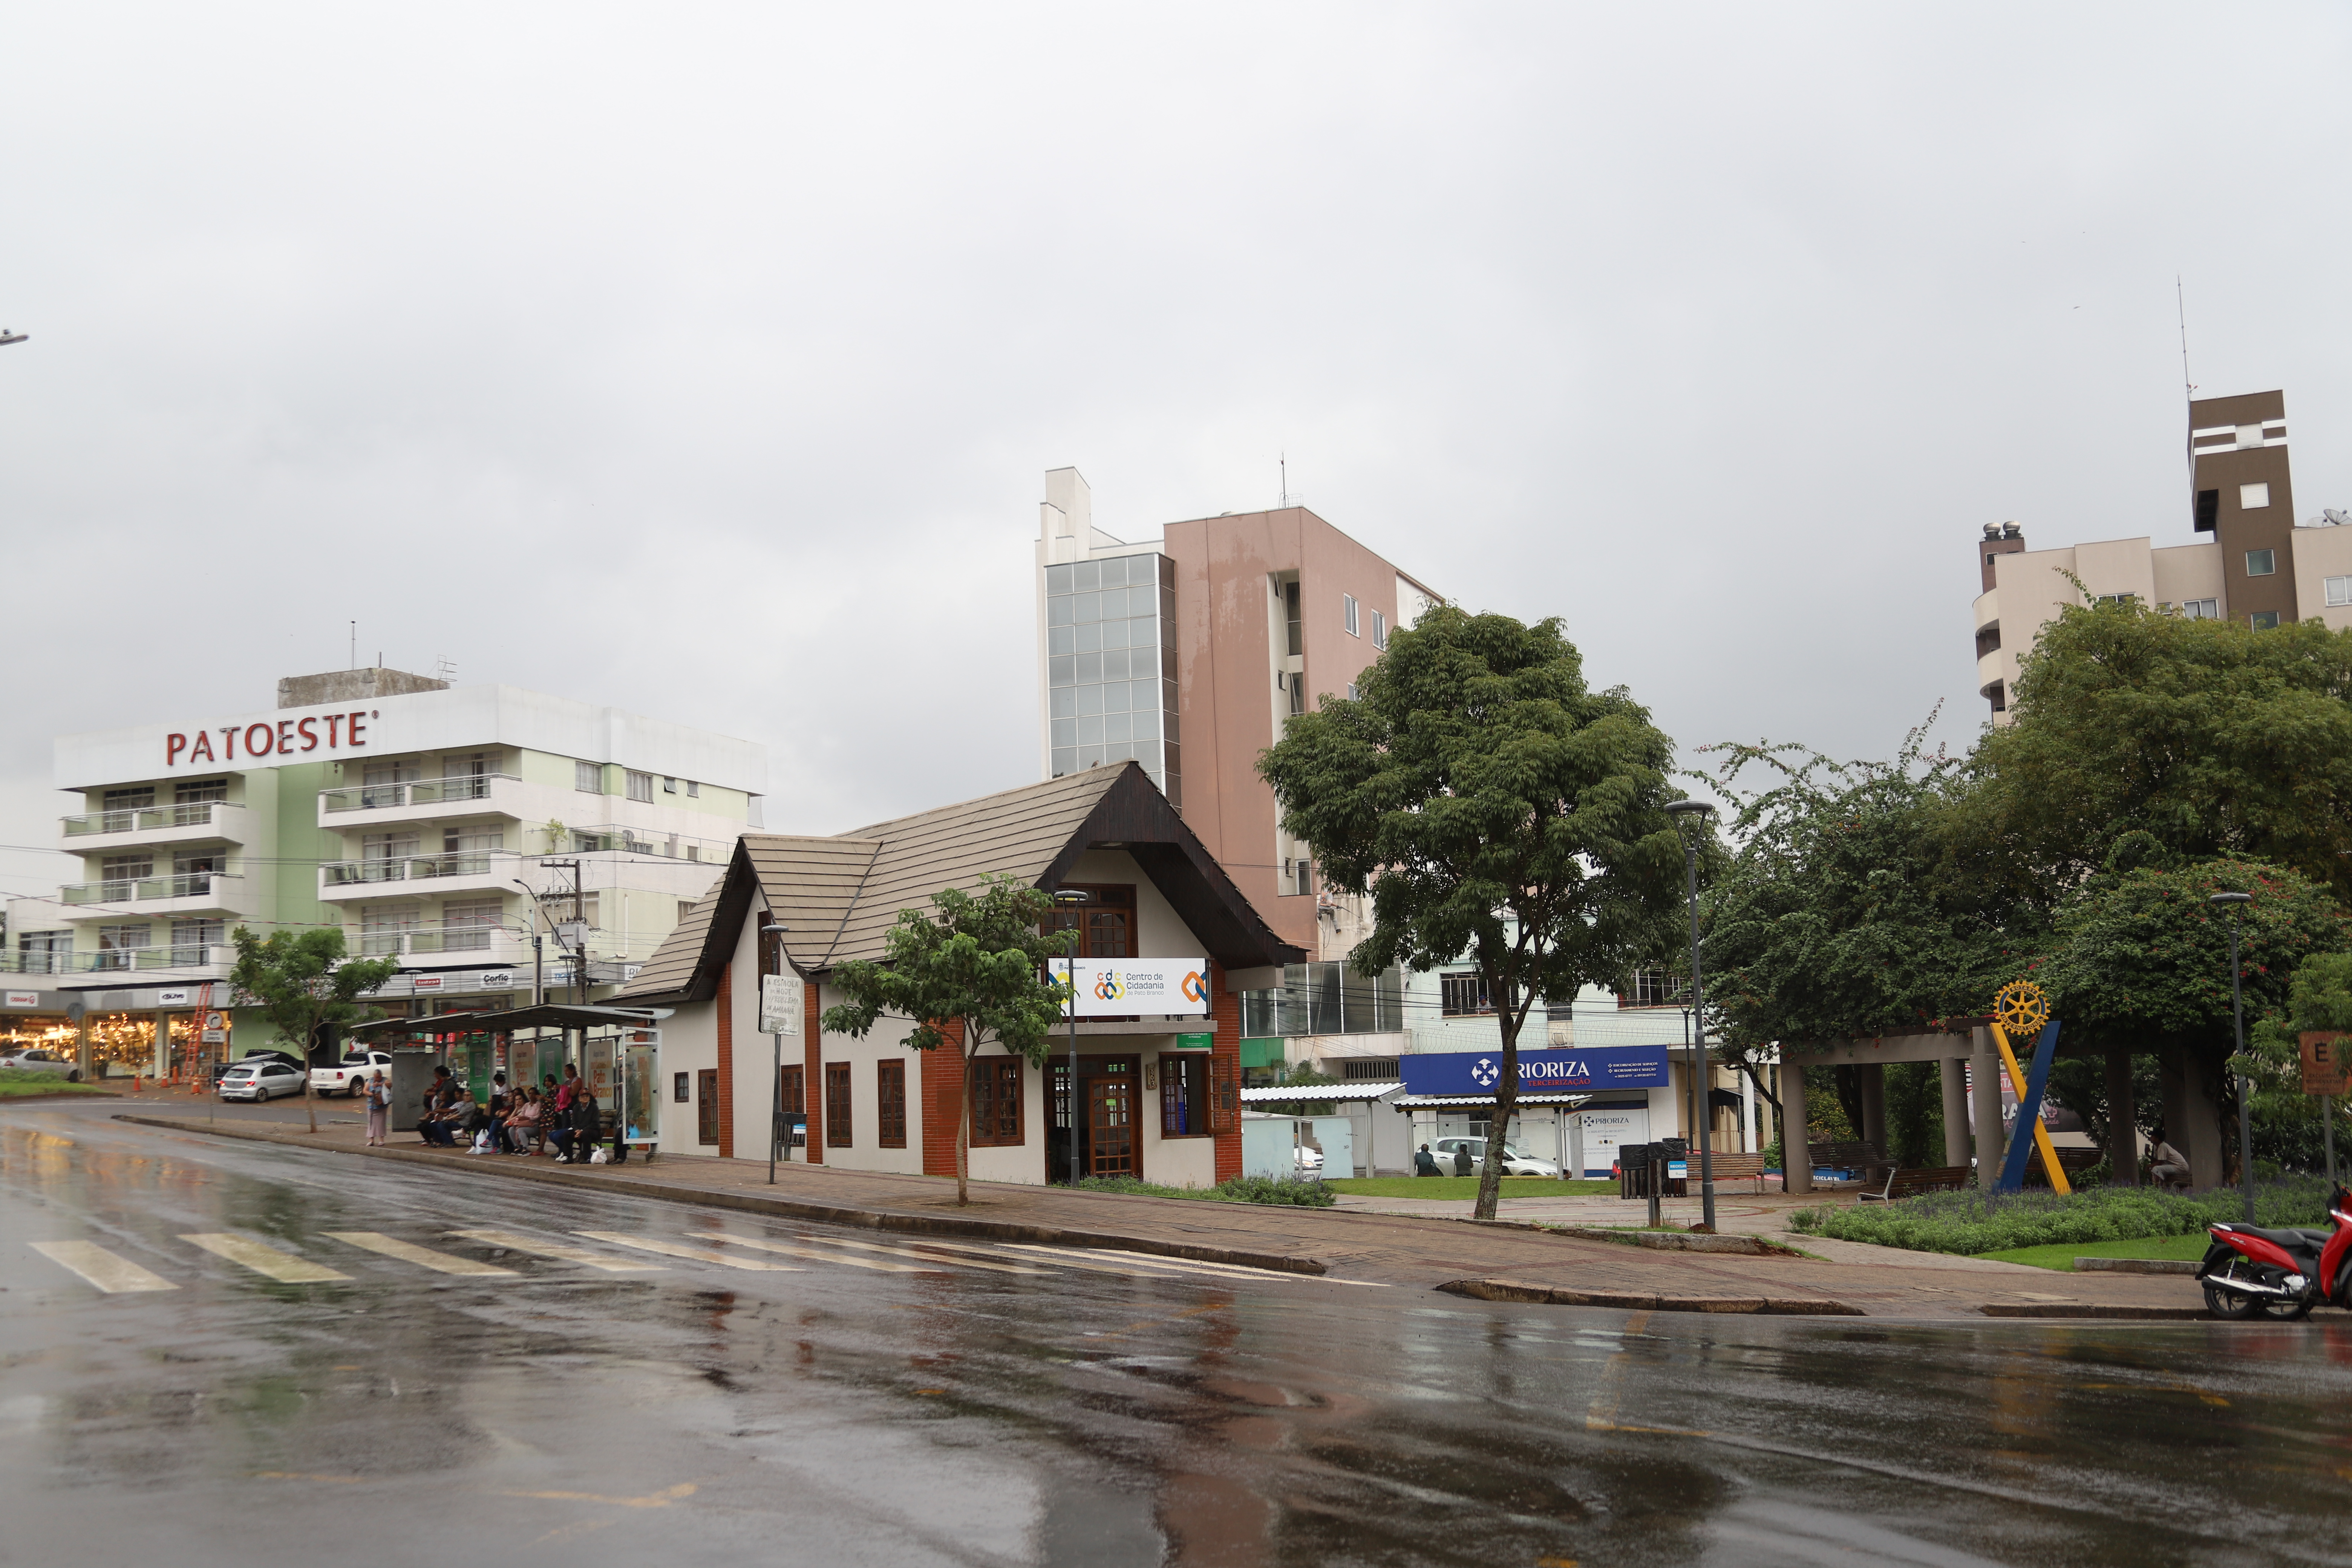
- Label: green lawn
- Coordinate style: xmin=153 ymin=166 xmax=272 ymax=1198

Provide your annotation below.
xmin=1323 ymin=1176 xmax=1617 ymax=1200
xmin=0 ymin=1078 xmax=115 ymax=1099
xmin=1977 ymin=1234 xmax=2213 ymax=1272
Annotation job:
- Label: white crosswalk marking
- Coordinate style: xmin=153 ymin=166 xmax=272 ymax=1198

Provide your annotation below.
xmin=323 ymin=1232 xmax=519 ymax=1277
xmin=181 ymin=1233 xmax=352 ymax=1283
xmin=703 ymin=1234 xmax=933 ymax=1272
xmin=573 ymin=1231 xmax=804 ymax=1271
xmin=28 ymin=1240 xmax=177 ymax=1294
xmin=1042 ymin=1245 xmax=1390 ymax=1288
xmin=446 ymin=1230 xmax=666 ymax=1272
xmin=787 ymin=1235 xmax=1054 ymax=1275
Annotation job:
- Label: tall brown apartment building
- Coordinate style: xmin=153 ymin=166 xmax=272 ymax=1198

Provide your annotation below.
xmin=1973 ymin=389 xmax=2343 ymax=721
xmin=1034 ymin=468 xmax=1439 ymax=958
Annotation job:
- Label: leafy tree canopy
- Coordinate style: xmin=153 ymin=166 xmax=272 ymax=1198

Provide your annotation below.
xmin=819 ymin=874 xmax=1074 ymax=1205
xmin=228 ymin=926 xmax=401 ymax=1059
xmin=1259 ymin=605 xmax=1689 ymax=1217
xmin=1700 ymin=722 xmax=2044 ymax=1054
xmin=1965 ymin=600 xmax=2352 ymax=900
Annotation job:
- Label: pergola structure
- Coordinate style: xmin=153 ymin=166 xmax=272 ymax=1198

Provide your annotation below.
xmin=1780 ymin=1021 xmax=2163 ymax=1192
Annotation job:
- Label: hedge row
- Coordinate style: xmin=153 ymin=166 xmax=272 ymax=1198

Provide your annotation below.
xmin=1789 ymin=1178 xmax=2337 ymax=1255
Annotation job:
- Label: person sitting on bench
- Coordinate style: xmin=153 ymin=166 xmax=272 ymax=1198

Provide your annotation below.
xmin=416 ymin=1067 xmax=462 ymax=1147
xmin=1414 ymin=1144 xmax=1441 ymax=1177
xmin=2148 ymin=1131 xmax=2193 ymax=1190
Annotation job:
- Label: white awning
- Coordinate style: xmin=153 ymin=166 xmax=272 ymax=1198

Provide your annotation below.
xmin=1395 ymin=1092 xmax=1592 ymax=1108
xmin=1239 ymin=1081 xmax=1403 ymax=1104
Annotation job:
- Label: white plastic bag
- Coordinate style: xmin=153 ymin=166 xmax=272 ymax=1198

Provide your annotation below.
xmin=588 ymin=1146 xmax=611 ymax=1164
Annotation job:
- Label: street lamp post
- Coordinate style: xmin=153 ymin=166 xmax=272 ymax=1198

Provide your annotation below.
xmin=2210 ymin=891 xmax=2256 ymax=1222
xmin=1665 ymin=799 xmax=1718 ymax=1233
xmin=1054 ymin=890 xmax=1089 ymax=1187
xmin=762 ymin=923 xmax=795 ymax=1187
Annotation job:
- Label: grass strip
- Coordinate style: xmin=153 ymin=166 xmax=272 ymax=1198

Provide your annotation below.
xmin=1788 ymin=1178 xmax=2332 ymax=1256
xmin=1975 ymin=1234 xmax=2213 ymax=1272
xmin=0 ymin=1078 xmax=115 ymax=1099
xmin=1075 ymin=1174 xmax=1338 ymax=1207
xmin=1322 ymin=1176 xmax=1617 ymax=1200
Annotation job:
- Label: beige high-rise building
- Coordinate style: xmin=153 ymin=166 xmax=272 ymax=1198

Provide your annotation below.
xmin=1973 ymin=390 xmax=2349 ymax=721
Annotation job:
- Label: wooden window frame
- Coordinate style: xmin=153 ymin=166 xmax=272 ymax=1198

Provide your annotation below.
xmin=1039 ymin=884 xmax=1138 ymax=960
xmin=1210 ymin=1054 xmax=1237 ymax=1133
xmin=877 ymin=1059 xmax=907 ymax=1148
xmin=969 ymin=1057 xmax=1024 ymax=1147
xmin=824 ymin=1063 xmax=852 ymax=1147
xmin=1159 ymin=1052 xmax=1212 ymax=1138
xmin=695 ymin=1068 xmax=720 ymax=1145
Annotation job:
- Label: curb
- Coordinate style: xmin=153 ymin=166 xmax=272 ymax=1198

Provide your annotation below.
xmin=1538 ymin=1225 xmax=1805 ymax=1258
xmin=1977 ymin=1302 xmax=2211 ymax=1320
xmin=113 ymin=1115 xmax=1326 ymax=1276
xmin=2073 ymin=1257 xmax=2200 ymax=1276
xmin=1437 ymin=1277 xmax=1864 ymax=1316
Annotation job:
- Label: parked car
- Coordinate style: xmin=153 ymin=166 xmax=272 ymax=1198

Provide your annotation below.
xmin=217 ymin=1057 xmax=308 ymax=1102
xmin=1430 ymin=1137 xmax=1560 ymax=1178
xmin=311 ymin=1050 xmax=396 ymax=1097
xmin=1294 ymin=1144 xmax=1325 ymax=1173
xmin=0 ymin=1048 xmax=82 ymax=1083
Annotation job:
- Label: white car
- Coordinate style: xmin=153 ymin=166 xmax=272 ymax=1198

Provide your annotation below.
xmin=311 ymin=1051 xmax=395 ymax=1097
xmin=0 ymin=1049 xmax=82 ymax=1083
xmin=1294 ymin=1144 xmax=1325 ymax=1173
xmin=1430 ymin=1137 xmax=1560 ymax=1178
xmin=218 ymin=1057 xmax=307 ymax=1102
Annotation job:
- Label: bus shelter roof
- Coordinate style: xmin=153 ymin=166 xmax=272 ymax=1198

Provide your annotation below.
xmin=350 ymin=1004 xmax=669 ymax=1037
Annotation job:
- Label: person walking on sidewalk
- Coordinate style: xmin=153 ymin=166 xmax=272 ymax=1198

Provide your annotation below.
xmin=363 ymin=1069 xmax=391 ymax=1146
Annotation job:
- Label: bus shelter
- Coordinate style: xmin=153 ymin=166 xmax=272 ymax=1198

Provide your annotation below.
xmin=349 ymin=1003 xmax=668 ymax=1155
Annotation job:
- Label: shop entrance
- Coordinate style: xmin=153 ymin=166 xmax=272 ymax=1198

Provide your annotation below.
xmin=1047 ymin=1054 xmax=1142 ymax=1183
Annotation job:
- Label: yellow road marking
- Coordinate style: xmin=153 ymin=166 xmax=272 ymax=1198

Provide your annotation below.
xmin=323 ymin=1232 xmax=519 ymax=1277
xmin=571 ymin=1232 xmax=802 ymax=1271
xmin=446 ymin=1229 xmax=665 ymax=1272
xmin=28 ymin=1240 xmax=176 ymax=1293
xmin=181 ymin=1233 xmax=351 ymax=1283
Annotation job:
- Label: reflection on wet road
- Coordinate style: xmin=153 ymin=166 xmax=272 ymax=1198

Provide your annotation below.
xmin=6 ymin=1106 xmax=2351 ymax=1567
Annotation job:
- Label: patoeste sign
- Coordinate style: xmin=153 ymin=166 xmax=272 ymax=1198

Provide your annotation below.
xmin=2300 ymin=1032 xmax=2352 ymax=1096
xmin=1400 ymin=1046 xmax=1671 ymax=1097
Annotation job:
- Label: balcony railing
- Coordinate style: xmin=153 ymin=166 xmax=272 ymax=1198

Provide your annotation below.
xmin=59 ymin=872 xmax=239 ymax=906
xmin=322 ymin=851 xmax=507 ymax=887
xmin=62 ymin=801 xmax=235 ymax=837
xmin=321 ymin=773 xmax=518 ymax=813
xmin=0 ymin=943 xmax=236 ymax=975
xmin=358 ymin=924 xmax=505 ymax=957
xmin=0 ymin=948 xmax=103 ymax=975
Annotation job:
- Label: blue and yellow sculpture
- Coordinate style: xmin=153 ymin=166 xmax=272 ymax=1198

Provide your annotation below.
xmin=1990 ymin=979 xmax=2070 ymax=1195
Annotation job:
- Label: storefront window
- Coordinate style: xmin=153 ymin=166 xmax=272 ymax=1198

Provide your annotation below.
xmin=0 ymin=1015 xmax=76 ymax=1054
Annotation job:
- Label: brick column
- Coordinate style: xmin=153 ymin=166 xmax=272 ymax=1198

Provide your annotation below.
xmin=715 ymin=962 xmax=734 ymax=1159
xmin=1211 ymin=962 xmax=1243 ymax=1182
xmin=919 ymin=1019 xmax=965 ymax=1177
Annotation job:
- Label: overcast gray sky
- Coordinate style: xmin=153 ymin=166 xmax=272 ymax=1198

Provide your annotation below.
xmin=3 ymin=3 xmax=2348 ymax=904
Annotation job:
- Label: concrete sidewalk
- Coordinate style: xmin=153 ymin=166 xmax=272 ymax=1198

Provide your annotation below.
xmin=106 ymin=1110 xmax=2216 ymax=1321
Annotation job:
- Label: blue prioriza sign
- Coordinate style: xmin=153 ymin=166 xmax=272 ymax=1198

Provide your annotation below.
xmin=1400 ymin=1046 xmax=1670 ymax=1096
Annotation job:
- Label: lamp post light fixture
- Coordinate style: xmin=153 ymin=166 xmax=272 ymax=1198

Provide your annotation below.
xmin=1664 ymin=799 xmax=1719 ymax=1233
xmin=1053 ymin=889 xmax=1090 ymax=1187
xmin=2210 ymin=891 xmax=2257 ymax=1222
xmin=762 ymin=923 xmax=794 ymax=1187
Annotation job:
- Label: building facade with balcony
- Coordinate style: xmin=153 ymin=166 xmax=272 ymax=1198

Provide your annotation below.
xmin=5 ymin=666 xmax=766 ymax=1078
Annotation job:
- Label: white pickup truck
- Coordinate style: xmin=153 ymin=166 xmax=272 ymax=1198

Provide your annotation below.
xmin=310 ymin=1050 xmax=397 ymax=1096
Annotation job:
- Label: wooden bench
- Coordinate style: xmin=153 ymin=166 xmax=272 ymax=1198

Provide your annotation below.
xmin=1857 ymin=1165 xmax=1972 ymax=1202
xmin=1695 ymin=1152 xmax=1767 ymax=1194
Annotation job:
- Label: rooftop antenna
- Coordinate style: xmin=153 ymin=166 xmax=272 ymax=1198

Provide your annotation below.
xmin=1280 ymin=452 xmax=1287 ymax=508
xmin=2178 ymin=277 xmax=2198 ymax=529
xmin=349 ymin=621 xmax=357 ymax=670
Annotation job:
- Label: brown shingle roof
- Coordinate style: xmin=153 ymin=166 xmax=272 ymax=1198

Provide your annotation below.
xmin=616 ymin=764 xmax=1298 ymax=1004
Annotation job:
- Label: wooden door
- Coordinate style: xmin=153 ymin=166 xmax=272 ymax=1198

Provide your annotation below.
xmin=695 ymin=1068 xmax=719 ymax=1145
xmin=1088 ymin=1074 xmax=1136 ymax=1178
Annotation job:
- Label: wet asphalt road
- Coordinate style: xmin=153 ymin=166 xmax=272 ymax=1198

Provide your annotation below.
xmin=6 ymin=1105 xmax=2352 ymax=1568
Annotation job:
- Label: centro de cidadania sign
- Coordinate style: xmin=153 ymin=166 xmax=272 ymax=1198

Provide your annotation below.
xmin=162 ymin=709 xmax=382 ymax=766
xmin=1400 ymin=1045 xmax=1670 ymax=1097
xmin=1060 ymin=960 xmax=1210 ymax=1018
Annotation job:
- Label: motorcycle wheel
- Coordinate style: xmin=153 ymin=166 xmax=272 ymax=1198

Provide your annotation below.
xmin=2203 ymin=1283 xmax=2271 ymax=1320
xmin=2280 ymin=1297 xmax=2315 ymax=1321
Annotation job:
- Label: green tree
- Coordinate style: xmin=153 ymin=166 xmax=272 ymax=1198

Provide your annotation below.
xmin=819 ymin=874 xmax=1075 ymax=1206
xmin=2040 ymin=858 xmax=2349 ymax=1176
xmin=1699 ymin=723 xmax=2047 ymax=1121
xmin=1967 ymin=600 xmax=2352 ymax=900
xmin=2246 ymin=949 xmax=2352 ymax=1173
xmin=1259 ymin=606 xmax=1688 ymax=1220
xmin=226 ymin=926 xmax=401 ymax=1133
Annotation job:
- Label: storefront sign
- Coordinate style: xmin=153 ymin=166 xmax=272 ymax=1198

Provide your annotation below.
xmin=760 ymin=974 xmax=804 ymax=1035
xmin=1060 ymin=959 xmax=1210 ymax=1018
xmin=155 ymin=988 xmax=192 ymax=1006
xmin=1401 ymin=1045 xmax=1671 ymax=1097
xmin=4 ymin=991 xmax=39 ymax=1008
xmin=1174 ymin=1032 xmax=1213 ymax=1050
xmin=163 ymin=709 xmax=375 ymax=767
xmin=2301 ymin=1032 xmax=2352 ymax=1096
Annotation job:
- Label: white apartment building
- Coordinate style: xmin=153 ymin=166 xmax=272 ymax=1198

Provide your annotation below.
xmin=2 ymin=666 xmax=765 ymax=1077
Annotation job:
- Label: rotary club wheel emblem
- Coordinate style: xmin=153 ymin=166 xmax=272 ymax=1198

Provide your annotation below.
xmin=1993 ymin=980 xmax=2049 ymax=1037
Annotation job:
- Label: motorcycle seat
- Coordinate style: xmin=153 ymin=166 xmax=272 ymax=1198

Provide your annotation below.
xmin=2216 ymin=1224 xmax=2326 ymax=1252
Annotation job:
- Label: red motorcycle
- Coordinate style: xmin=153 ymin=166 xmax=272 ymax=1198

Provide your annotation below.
xmin=2196 ymin=1185 xmax=2352 ymax=1320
